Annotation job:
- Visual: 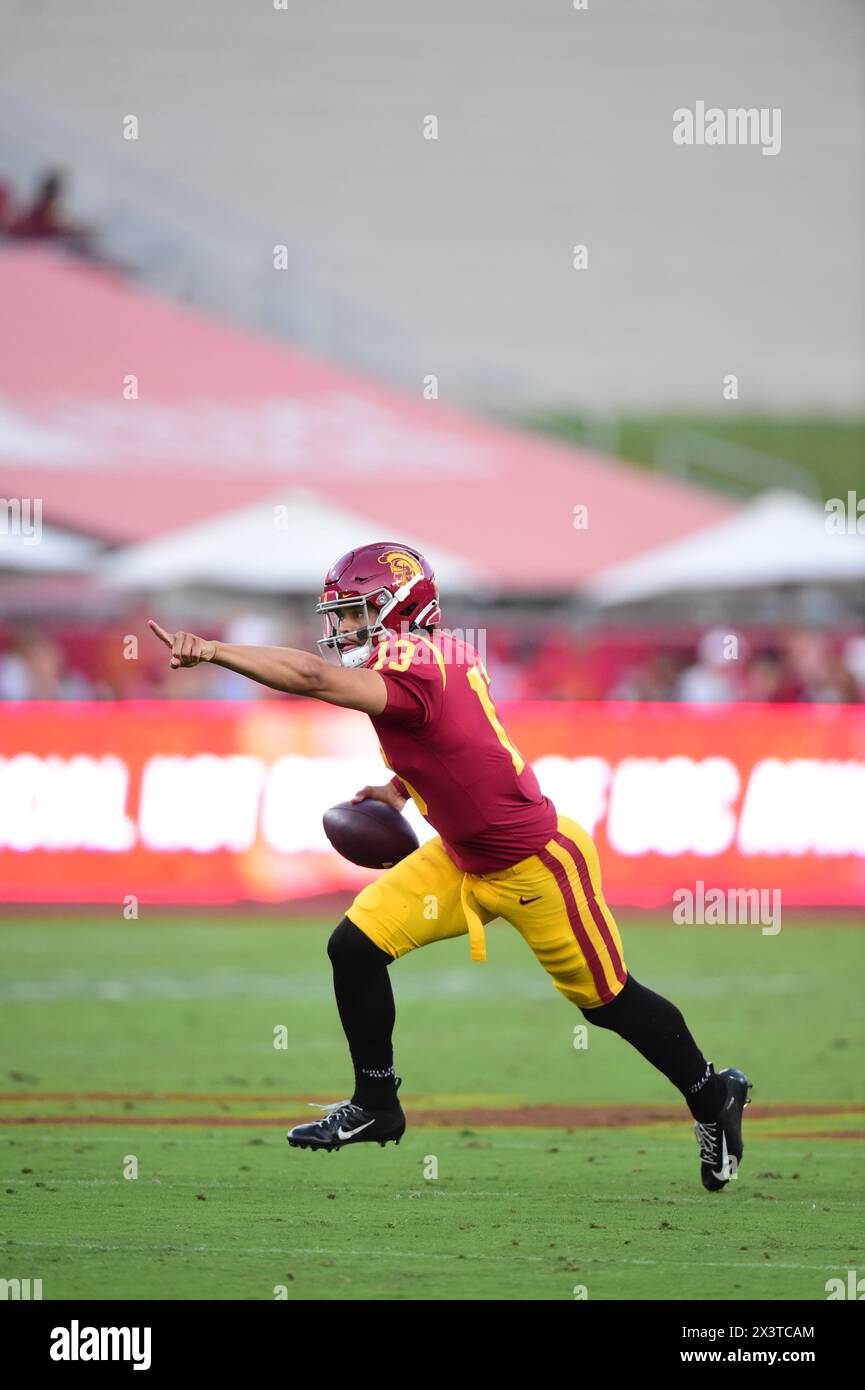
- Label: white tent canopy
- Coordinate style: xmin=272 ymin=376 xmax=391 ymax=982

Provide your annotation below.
xmin=588 ymin=490 xmax=865 ymax=607
xmin=99 ymin=487 xmax=483 ymax=592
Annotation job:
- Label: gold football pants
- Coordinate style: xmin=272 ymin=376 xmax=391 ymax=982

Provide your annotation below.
xmin=348 ymin=814 xmax=627 ymax=1009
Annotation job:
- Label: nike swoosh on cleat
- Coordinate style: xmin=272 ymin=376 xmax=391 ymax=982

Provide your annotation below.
xmin=336 ymin=1119 xmax=376 ymax=1141
xmin=712 ymin=1131 xmax=731 ymax=1181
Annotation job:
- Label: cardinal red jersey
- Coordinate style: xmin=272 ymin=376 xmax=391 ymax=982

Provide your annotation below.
xmin=366 ymin=629 xmax=556 ymax=873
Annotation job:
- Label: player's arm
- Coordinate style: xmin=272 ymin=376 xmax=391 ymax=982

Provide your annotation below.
xmin=147 ymin=620 xmax=387 ymax=715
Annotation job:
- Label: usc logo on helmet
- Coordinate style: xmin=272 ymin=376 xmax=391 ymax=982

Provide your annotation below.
xmin=378 ymin=549 xmax=422 ymax=587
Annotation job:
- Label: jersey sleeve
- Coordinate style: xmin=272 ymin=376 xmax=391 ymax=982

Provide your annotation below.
xmin=369 ymin=634 xmax=446 ymax=729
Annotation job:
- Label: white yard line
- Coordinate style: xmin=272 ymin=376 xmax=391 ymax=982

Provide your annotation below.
xmin=8 ymin=1238 xmax=856 ymax=1274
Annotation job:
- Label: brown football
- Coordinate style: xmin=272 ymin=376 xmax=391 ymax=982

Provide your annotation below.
xmin=322 ymin=799 xmax=420 ymax=870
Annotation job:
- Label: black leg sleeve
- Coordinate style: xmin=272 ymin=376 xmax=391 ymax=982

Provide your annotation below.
xmin=327 ymin=916 xmax=399 ymax=1109
xmin=581 ymin=975 xmax=725 ymax=1121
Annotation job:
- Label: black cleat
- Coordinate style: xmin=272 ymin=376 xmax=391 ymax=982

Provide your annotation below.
xmin=287 ymin=1078 xmax=405 ymax=1152
xmin=694 ymin=1066 xmax=752 ymax=1191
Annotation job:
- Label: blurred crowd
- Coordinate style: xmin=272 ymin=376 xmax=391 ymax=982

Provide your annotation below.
xmin=1 ymin=613 xmax=863 ymax=705
xmin=485 ymin=626 xmax=865 ymax=704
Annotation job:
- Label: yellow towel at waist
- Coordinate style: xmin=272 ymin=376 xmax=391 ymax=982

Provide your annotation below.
xmin=460 ymin=873 xmax=488 ymax=962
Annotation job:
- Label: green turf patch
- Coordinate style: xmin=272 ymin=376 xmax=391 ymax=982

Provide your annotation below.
xmin=0 ymin=918 xmax=862 ymax=1300
xmin=1 ymin=1126 xmax=861 ymax=1301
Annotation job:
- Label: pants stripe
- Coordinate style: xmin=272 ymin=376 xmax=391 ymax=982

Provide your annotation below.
xmin=537 ymin=844 xmax=616 ymax=1005
xmin=553 ymin=831 xmax=628 ymax=988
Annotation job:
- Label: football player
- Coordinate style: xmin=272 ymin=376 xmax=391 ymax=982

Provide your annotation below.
xmin=149 ymin=542 xmax=751 ymax=1190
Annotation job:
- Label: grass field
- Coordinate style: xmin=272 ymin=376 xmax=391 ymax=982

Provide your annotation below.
xmin=1 ymin=916 xmax=863 ymax=1301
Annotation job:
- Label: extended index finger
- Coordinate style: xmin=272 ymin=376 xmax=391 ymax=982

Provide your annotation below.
xmin=148 ymin=619 xmax=172 ymax=647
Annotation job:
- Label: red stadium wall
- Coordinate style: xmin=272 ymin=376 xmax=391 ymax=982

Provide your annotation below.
xmin=1 ymin=701 xmax=863 ymax=908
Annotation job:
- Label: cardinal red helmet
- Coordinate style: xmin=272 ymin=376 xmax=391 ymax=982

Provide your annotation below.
xmin=316 ymin=542 xmax=441 ymax=667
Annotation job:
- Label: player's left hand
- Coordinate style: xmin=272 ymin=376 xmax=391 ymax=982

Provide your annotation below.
xmin=148 ymin=619 xmax=217 ymax=668
xmin=352 ymin=782 xmax=407 ymax=811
